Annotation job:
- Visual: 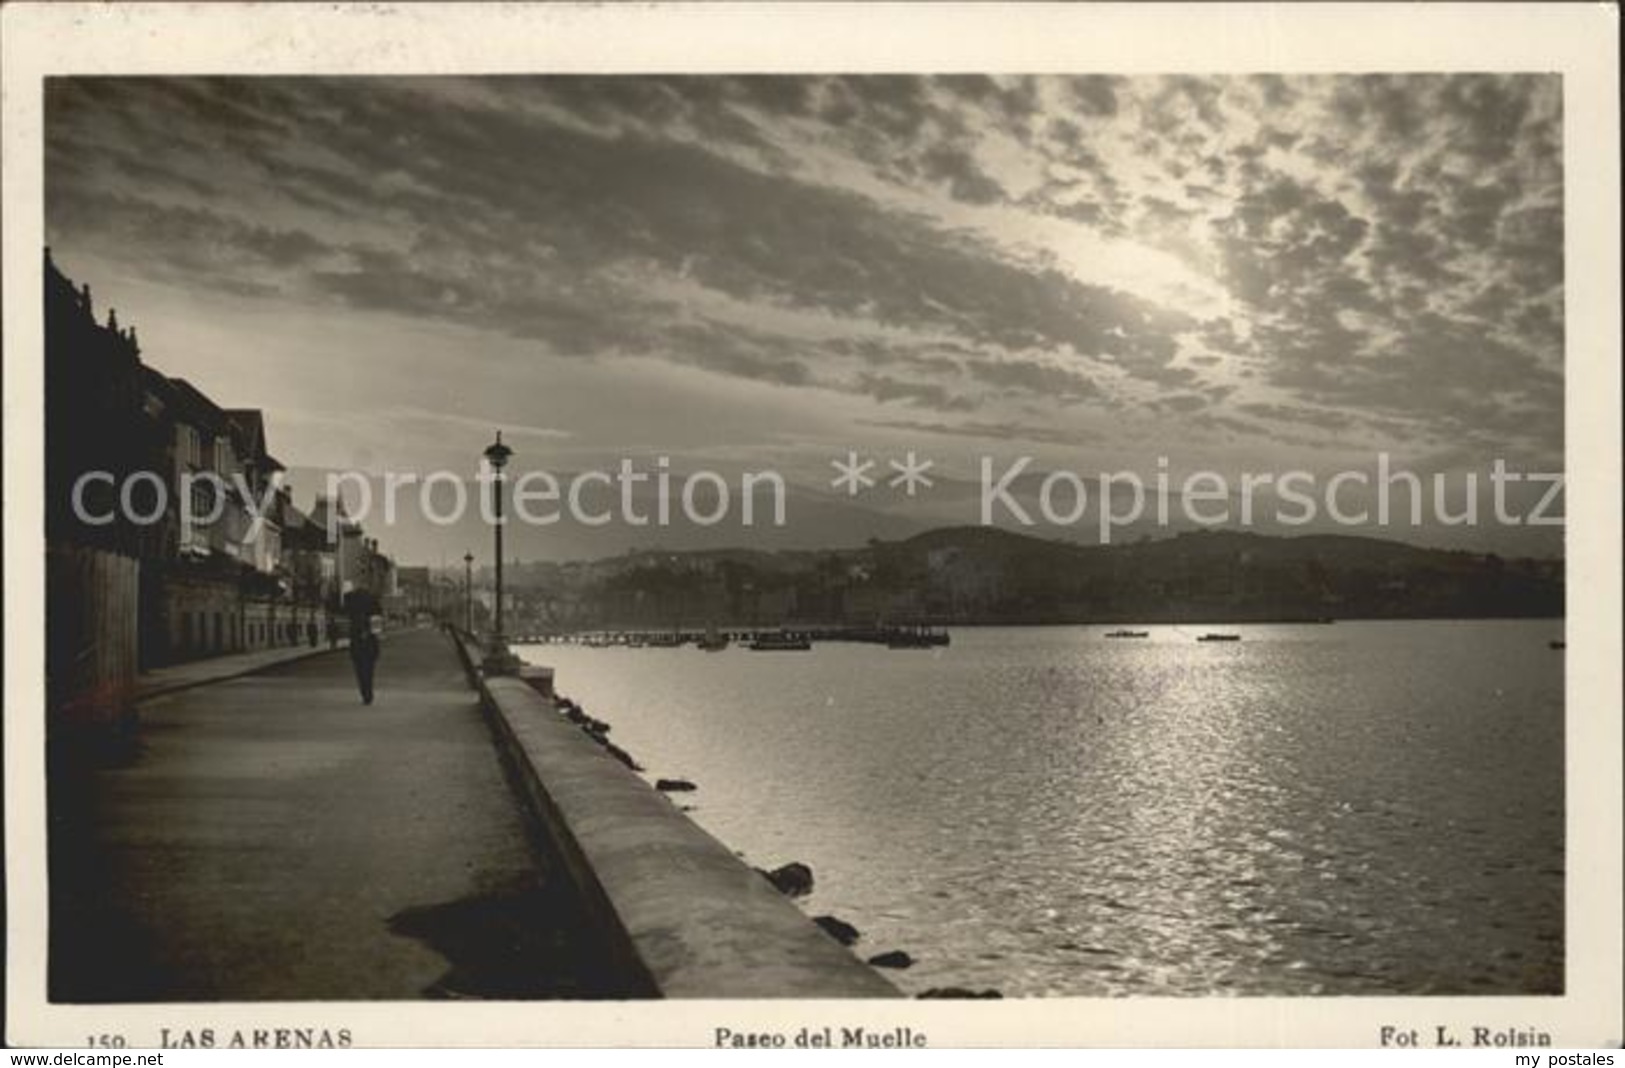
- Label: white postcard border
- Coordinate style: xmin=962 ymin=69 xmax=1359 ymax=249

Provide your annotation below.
xmin=4 ymin=2 xmax=1619 ymax=1049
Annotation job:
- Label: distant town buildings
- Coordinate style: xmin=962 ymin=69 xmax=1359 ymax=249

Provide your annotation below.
xmin=396 ymin=565 xmax=463 ymax=621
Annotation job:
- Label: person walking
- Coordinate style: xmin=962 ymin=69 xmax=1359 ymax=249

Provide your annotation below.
xmin=342 ymin=583 xmax=382 ymax=705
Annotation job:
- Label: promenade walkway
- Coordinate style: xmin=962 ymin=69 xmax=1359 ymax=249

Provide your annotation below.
xmin=50 ymin=628 xmax=634 ymax=1001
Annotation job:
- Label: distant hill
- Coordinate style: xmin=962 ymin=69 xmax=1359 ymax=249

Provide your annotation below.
xmin=498 ymin=525 xmax=1563 ymax=628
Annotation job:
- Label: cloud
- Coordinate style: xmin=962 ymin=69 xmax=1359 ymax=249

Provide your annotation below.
xmin=939 ymin=75 xmax=1040 ymax=127
xmin=1065 ymin=76 xmax=1120 ymax=117
xmin=383 ymin=406 xmax=573 ymax=441
xmin=859 ymin=418 xmax=1102 ymax=447
xmin=45 ymin=187 xmax=337 ymax=295
xmin=1152 ymin=393 xmax=1210 ymax=415
xmin=853 ymin=373 xmax=976 ymax=413
xmin=918 ymin=143 xmax=1006 ymax=205
xmin=965 ymin=358 xmax=1100 ymax=403
xmin=44 ymin=73 xmax=1563 ymax=468
xmin=1235 ymin=402 xmax=1355 ymax=431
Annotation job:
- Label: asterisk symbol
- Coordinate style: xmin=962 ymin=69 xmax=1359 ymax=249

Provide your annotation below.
xmin=888 ymin=451 xmax=935 ymax=496
xmin=830 ymin=451 xmax=876 ymax=496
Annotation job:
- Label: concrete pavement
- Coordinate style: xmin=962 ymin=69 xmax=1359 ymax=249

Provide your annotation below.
xmin=50 ymin=628 xmax=635 ymax=1001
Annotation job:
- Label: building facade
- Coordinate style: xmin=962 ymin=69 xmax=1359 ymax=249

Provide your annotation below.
xmin=45 ymin=250 xmax=400 ymax=736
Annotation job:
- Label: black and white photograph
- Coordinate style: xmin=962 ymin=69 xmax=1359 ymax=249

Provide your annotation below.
xmin=4 ymin=1 xmax=1620 ymax=1050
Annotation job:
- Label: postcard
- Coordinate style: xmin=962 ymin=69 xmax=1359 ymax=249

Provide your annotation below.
xmin=4 ymin=2 xmax=1619 ymax=1049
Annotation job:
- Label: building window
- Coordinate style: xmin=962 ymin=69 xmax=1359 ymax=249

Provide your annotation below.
xmin=179 ymin=425 xmax=204 ymax=469
xmin=190 ymin=482 xmax=216 ymax=525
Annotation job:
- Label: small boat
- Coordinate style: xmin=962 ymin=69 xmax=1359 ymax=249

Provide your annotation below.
xmin=882 ymin=624 xmax=950 ymax=649
xmin=1197 ymin=633 xmax=1241 ymax=642
xmin=1104 ymin=629 xmax=1150 ymax=639
xmin=749 ymin=632 xmax=812 ymax=651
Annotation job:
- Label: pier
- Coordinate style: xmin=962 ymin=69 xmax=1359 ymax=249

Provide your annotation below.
xmin=456 ymin=629 xmax=897 ymax=998
xmin=510 ymin=624 xmax=950 ymax=648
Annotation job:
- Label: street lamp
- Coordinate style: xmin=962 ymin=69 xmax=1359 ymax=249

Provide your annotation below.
xmin=463 ymin=551 xmax=474 ymax=635
xmin=481 ymin=431 xmax=520 ymax=675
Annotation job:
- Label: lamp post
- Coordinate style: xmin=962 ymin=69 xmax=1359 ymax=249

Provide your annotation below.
xmin=463 ymin=551 xmax=474 ymax=635
xmin=481 ymin=431 xmax=519 ymax=674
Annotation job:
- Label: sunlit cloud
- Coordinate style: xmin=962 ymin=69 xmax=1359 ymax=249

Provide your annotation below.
xmin=46 ymin=74 xmax=1563 ymax=487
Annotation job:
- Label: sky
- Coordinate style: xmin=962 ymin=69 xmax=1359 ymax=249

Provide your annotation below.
xmin=44 ymin=75 xmax=1564 ymax=559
